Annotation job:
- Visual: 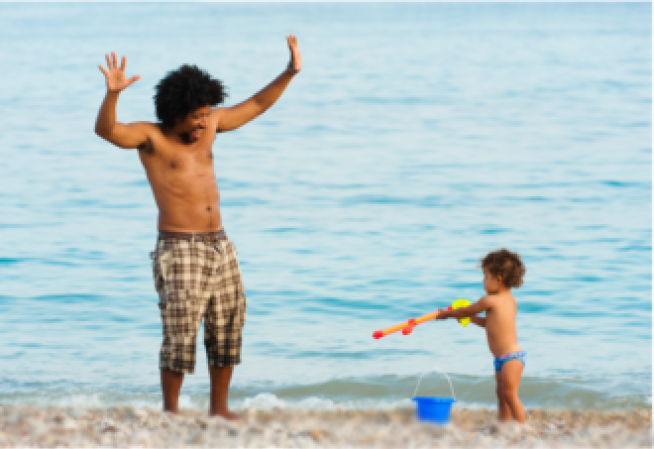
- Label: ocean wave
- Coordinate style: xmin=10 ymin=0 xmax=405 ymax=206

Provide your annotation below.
xmin=1 ymin=375 xmax=650 ymax=411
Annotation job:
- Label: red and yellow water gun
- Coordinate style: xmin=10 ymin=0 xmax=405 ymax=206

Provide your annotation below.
xmin=372 ymin=299 xmax=471 ymax=339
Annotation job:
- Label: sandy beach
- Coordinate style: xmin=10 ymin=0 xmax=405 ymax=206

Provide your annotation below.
xmin=0 ymin=405 xmax=650 ymax=448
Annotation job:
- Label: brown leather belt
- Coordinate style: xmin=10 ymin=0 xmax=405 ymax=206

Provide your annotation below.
xmin=158 ymin=230 xmax=227 ymax=243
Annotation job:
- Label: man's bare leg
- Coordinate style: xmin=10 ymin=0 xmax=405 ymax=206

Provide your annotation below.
xmin=209 ymin=365 xmax=241 ymax=419
xmin=161 ymin=369 xmax=184 ymax=413
xmin=494 ymin=371 xmax=512 ymax=421
xmin=500 ymin=360 xmax=526 ymax=423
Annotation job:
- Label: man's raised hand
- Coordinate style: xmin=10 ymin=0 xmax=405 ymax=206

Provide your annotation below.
xmin=99 ymin=52 xmax=141 ymax=93
xmin=286 ymin=35 xmax=302 ymax=74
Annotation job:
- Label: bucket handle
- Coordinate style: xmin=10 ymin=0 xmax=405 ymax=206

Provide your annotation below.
xmin=412 ymin=367 xmax=457 ymax=401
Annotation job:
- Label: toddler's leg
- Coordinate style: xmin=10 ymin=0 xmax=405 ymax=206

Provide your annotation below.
xmin=494 ymin=371 xmax=512 ymax=421
xmin=500 ymin=359 xmax=526 ymax=423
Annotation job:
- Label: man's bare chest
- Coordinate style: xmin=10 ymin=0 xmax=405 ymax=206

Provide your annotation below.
xmin=165 ymin=149 xmax=214 ymax=173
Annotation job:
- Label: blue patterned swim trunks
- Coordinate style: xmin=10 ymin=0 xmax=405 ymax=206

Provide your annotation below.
xmin=494 ymin=351 xmax=526 ymax=373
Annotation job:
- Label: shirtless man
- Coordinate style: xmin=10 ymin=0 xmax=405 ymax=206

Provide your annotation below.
xmin=436 ymin=249 xmax=527 ymax=423
xmin=95 ymin=36 xmax=301 ymax=419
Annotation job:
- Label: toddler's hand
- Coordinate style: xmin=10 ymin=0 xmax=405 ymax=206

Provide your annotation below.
xmin=435 ymin=309 xmax=448 ymax=320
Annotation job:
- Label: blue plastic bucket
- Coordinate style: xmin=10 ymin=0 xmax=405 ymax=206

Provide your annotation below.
xmin=412 ymin=368 xmax=457 ymax=425
xmin=413 ymin=397 xmax=456 ymax=424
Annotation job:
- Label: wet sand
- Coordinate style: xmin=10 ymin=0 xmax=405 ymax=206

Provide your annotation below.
xmin=0 ymin=405 xmax=650 ymax=448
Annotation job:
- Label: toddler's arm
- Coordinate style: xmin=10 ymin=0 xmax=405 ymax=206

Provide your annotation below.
xmin=436 ymin=296 xmax=492 ymax=322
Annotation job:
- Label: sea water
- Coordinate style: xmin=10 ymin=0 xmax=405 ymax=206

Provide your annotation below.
xmin=0 ymin=3 xmax=651 ymax=411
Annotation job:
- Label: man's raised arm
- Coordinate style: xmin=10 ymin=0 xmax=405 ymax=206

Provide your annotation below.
xmin=95 ymin=52 xmax=149 ymax=149
xmin=215 ymin=35 xmax=302 ymax=133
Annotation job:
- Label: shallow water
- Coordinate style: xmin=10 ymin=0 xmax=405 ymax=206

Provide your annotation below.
xmin=0 ymin=3 xmax=651 ymax=410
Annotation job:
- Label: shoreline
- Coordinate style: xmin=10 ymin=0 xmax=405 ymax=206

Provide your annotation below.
xmin=0 ymin=404 xmax=650 ymax=448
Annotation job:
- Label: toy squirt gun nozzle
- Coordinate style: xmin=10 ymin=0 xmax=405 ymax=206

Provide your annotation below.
xmin=372 ymin=299 xmax=471 ymax=339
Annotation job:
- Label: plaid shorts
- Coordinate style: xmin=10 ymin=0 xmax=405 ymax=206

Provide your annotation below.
xmin=151 ymin=233 xmax=247 ymax=374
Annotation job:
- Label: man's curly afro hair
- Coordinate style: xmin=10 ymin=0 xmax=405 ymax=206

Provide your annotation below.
xmin=154 ymin=64 xmax=228 ymax=129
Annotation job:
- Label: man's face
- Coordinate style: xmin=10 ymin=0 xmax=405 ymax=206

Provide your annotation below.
xmin=178 ymin=105 xmax=211 ymax=142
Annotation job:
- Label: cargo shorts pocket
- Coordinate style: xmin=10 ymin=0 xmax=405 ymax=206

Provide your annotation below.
xmin=153 ymin=248 xmax=174 ymax=308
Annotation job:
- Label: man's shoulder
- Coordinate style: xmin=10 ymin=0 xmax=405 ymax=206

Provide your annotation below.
xmin=130 ymin=121 xmax=161 ymax=133
xmin=125 ymin=121 xmax=163 ymax=141
xmin=210 ymin=108 xmax=227 ymax=117
xmin=210 ymin=108 xmax=230 ymax=132
xmin=127 ymin=122 xmax=156 ymax=154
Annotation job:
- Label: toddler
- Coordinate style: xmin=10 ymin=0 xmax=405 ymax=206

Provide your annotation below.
xmin=437 ymin=248 xmax=526 ymax=423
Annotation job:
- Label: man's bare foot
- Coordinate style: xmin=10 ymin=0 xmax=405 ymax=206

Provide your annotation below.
xmin=210 ymin=410 xmax=243 ymax=421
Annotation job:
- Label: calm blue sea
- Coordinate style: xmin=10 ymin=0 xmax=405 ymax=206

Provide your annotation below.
xmin=0 ymin=3 xmax=651 ymax=411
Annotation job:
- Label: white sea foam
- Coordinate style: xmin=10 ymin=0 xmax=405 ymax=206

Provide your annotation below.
xmin=3 ymin=389 xmax=478 ymax=411
xmin=237 ymin=392 xmax=416 ymax=410
xmin=8 ymin=389 xmax=646 ymax=412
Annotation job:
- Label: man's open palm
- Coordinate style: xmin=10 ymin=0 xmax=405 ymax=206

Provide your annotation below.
xmin=286 ymin=35 xmax=302 ymax=74
xmin=99 ymin=52 xmax=140 ymax=92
